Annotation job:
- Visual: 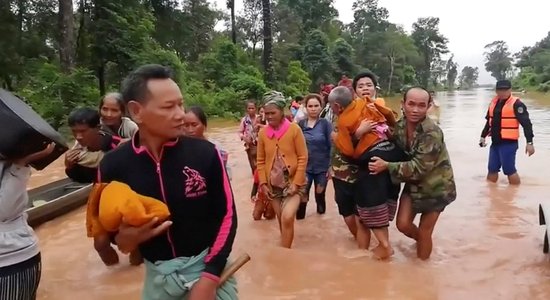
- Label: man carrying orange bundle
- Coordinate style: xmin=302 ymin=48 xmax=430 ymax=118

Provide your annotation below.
xmin=329 ymin=80 xmax=405 ymax=260
xmin=95 ymin=65 xmax=238 ymax=300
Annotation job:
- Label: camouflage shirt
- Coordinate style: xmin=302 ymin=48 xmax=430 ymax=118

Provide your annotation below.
xmin=329 ymin=115 xmax=359 ymax=183
xmin=388 ymin=117 xmax=456 ymax=212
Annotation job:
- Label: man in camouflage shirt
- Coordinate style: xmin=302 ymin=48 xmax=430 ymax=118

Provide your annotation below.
xmin=369 ymin=87 xmax=456 ymax=260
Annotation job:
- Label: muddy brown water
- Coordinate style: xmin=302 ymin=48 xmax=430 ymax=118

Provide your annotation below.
xmin=30 ymin=89 xmax=550 ymax=299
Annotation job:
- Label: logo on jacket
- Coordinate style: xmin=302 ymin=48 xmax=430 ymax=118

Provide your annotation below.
xmin=182 ymin=166 xmax=207 ymax=198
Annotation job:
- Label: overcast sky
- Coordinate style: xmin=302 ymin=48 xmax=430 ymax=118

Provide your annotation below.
xmin=212 ymin=0 xmax=550 ymax=84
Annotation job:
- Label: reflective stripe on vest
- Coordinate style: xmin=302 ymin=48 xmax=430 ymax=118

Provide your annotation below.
xmin=488 ymin=96 xmax=519 ymax=140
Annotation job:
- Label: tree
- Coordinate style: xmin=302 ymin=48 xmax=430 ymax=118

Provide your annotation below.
xmin=350 ymin=0 xmax=389 ymax=36
xmin=278 ymin=0 xmax=338 ymax=39
xmin=430 ymin=57 xmax=447 ymax=88
xmin=380 ymin=25 xmax=419 ymax=93
xmin=459 ymin=66 xmax=479 ymax=90
xmin=1 ymin=0 xmax=480 ymax=124
xmin=150 ymin=0 xmax=219 ymax=62
xmin=514 ymin=32 xmax=550 ymax=92
xmin=331 ymin=38 xmax=355 ymax=78
xmin=411 ymin=17 xmax=448 ymax=87
xmin=350 ymin=0 xmax=389 ymax=66
xmin=446 ymin=55 xmax=458 ymax=90
xmin=302 ymin=30 xmax=333 ymax=88
xmin=58 ymin=0 xmax=75 ymax=72
xmin=261 ymin=0 xmax=274 ymax=84
xmin=484 ymin=40 xmax=513 ymax=81
xmin=271 ymin=1 xmax=300 ymax=45
xmin=90 ymin=0 xmax=157 ymax=94
xmin=238 ymin=0 xmax=263 ymax=56
xmin=181 ymin=0 xmax=219 ymax=62
xmin=227 ymin=0 xmax=236 ymax=44
xmin=283 ymin=60 xmax=311 ymax=97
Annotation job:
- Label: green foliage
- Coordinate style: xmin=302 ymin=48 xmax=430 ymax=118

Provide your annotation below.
xmin=484 ymin=40 xmax=513 ymax=81
xmin=302 ymin=30 xmax=334 ymax=88
xmin=458 ymin=66 xmax=479 ymax=90
xmin=332 ymin=38 xmax=356 ymax=77
xmin=134 ymin=47 xmax=187 ymax=84
xmin=446 ymin=56 xmax=458 ymax=90
xmin=18 ymin=60 xmax=99 ymax=129
xmin=514 ymin=32 xmax=550 ymax=92
xmin=278 ymin=0 xmax=338 ymax=39
xmin=411 ymin=17 xmax=449 ymax=88
xmin=1 ymin=0 xmax=458 ymax=124
xmin=229 ymin=73 xmax=268 ymax=100
xmin=282 ymin=61 xmax=311 ymax=97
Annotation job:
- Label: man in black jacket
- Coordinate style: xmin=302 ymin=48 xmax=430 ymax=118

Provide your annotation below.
xmin=98 ymin=64 xmax=237 ymax=300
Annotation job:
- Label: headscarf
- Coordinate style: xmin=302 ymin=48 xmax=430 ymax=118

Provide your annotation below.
xmin=262 ymin=91 xmax=286 ymax=110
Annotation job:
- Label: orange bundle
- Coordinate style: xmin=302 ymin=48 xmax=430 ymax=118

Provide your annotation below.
xmin=86 ymin=181 xmax=170 ymax=237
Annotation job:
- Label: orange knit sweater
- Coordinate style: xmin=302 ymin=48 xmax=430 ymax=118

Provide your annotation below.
xmin=257 ymin=123 xmax=308 ymax=187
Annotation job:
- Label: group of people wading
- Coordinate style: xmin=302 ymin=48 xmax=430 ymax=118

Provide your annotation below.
xmin=239 ymin=72 xmax=457 ymax=259
xmin=0 ymin=62 xmax=536 ymax=300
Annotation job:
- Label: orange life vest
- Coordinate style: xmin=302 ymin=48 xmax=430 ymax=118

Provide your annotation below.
xmin=488 ymin=96 xmax=519 ymax=140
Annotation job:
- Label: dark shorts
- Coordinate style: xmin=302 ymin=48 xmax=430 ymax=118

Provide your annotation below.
xmin=488 ymin=142 xmax=518 ymax=175
xmin=332 ymin=178 xmax=356 ymax=217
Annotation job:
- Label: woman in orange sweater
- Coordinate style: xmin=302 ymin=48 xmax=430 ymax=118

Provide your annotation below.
xmin=257 ymin=91 xmax=308 ymax=248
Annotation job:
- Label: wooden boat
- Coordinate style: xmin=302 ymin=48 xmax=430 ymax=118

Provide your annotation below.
xmin=26 ymin=178 xmax=91 ymax=227
xmin=539 ymin=203 xmax=550 ymax=253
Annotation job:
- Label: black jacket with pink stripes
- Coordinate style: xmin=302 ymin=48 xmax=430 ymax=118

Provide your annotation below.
xmin=98 ymin=133 xmax=237 ymax=280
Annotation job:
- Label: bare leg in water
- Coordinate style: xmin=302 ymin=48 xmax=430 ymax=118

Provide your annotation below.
xmin=355 ymin=218 xmax=371 ymax=250
xmin=271 ymin=194 xmax=301 ymax=248
xmin=94 ymin=234 xmax=119 ymax=266
xmin=343 ymin=215 xmax=358 ymax=238
xmin=507 ymin=172 xmax=521 ymax=185
xmin=417 ymin=211 xmax=440 ymax=260
xmin=488 ymin=171 xmax=521 ymax=185
xmin=486 ymin=172 xmax=498 ymax=183
xmin=371 ymin=227 xmax=393 ymax=260
xmin=396 ymin=194 xmax=419 ymax=241
xmin=397 ymin=193 xmax=441 ymax=259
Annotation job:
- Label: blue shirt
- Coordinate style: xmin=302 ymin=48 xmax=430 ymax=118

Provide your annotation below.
xmin=299 ymin=119 xmax=332 ymax=174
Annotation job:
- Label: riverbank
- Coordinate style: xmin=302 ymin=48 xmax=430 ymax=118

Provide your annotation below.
xmin=526 ymin=91 xmax=550 ymax=102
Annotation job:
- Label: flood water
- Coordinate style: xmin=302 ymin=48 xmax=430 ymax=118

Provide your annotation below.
xmin=30 ymin=89 xmax=550 ymax=299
